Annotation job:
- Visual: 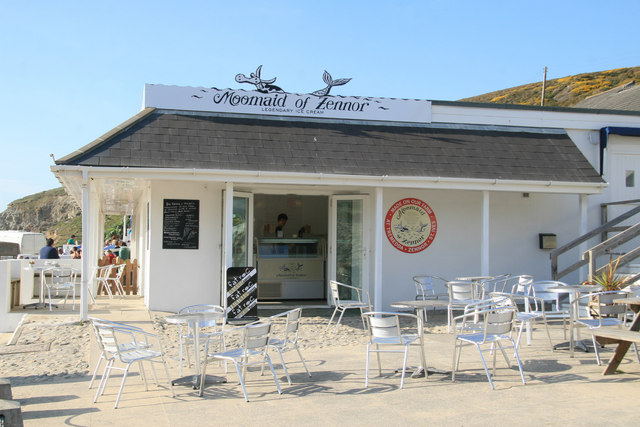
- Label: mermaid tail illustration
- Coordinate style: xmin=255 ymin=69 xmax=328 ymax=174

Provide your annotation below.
xmin=235 ymin=65 xmax=284 ymax=93
xmin=311 ymin=70 xmax=352 ymax=96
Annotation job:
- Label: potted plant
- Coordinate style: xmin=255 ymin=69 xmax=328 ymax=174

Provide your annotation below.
xmin=583 ymin=255 xmax=631 ymax=317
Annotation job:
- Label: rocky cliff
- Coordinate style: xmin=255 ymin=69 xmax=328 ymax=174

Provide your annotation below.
xmin=0 ymin=187 xmax=81 ymax=240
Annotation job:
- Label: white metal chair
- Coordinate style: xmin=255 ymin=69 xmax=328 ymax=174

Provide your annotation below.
xmin=326 ymin=281 xmax=372 ymax=332
xmin=261 ymin=308 xmax=311 ymax=385
xmin=446 ymin=280 xmax=484 ymax=333
xmin=530 ymin=280 xmax=570 ymax=337
xmin=490 ymin=290 xmax=554 ymax=351
xmin=452 ymin=297 xmax=526 ymax=390
xmin=199 ymin=322 xmax=282 ymax=402
xmin=88 ymin=317 xmax=152 ymax=389
xmin=44 ymin=267 xmax=77 ymax=311
xmin=105 ymin=263 xmax=127 ymax=298
xmin=362 ymin=311 xmax=426 ymax=389
xmin=574 ymin=291 xmax=640 ymax=366
xmin=96 ymin=265 xmax=115 ymax=298
xmin=413 ymin=275 xmax=448 ymax=300
xmin=178 ymin=304 xmax=226 ymax=376
xmin=92 ymin=321 xmax=174 ymax=408
xmin=479 ymin=274 xmax=512 ymax=294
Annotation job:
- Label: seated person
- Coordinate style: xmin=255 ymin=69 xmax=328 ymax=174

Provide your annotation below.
xmin=104 ymin=249 xmax=116 ymax=264
xmin=39 ymin=238 xmax=60 ymax=259
xmin=71 ymin=246 xmax=81 ymax=259
xmin=118 ymin=242 xmax=130 ymax=261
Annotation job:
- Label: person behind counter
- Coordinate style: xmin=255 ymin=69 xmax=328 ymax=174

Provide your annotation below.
xmin=39 ymin=238 xmax=60 ymax=259
xmin=276 ymin=213 xmax=288 ymax=238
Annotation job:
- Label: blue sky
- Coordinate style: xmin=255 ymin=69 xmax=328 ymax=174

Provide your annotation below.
xmin=1 ymin=0 xmax=639 ymax=212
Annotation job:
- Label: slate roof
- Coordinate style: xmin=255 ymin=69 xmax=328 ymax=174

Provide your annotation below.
xmin=57 ymin=110 xmax=603 ymax=183
xmin=574 ymin=82 xmax=640 ymax=112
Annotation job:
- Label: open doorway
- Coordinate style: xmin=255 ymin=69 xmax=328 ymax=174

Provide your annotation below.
xmin=253 ymin=194 xmax=328 ymax=301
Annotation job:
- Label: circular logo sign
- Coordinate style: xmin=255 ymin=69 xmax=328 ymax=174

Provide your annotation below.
xmin=385 ymin=198 xmax=437 ymax=253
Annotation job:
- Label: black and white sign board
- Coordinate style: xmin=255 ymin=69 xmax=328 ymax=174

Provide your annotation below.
xmin=226 ymin=267 xmax=258 ymax=323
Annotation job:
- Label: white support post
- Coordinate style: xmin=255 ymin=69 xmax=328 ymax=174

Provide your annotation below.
xmin=223 ymin=183 xmax=233 ymax=307
xmin=481 ymin=190 xmax=490 ymax=276
xmin=80 ymin=171 xmax=90 ymax=321
xmin=578 ymin=194 xmax=588 ymax=283
xmin=374 ymin=187 xmax=383 ymax=311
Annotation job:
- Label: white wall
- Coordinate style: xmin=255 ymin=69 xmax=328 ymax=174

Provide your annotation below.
xmin=377 ymin=188 xmax=585 ymax=309
xmin=147 ymin=180 xmax=223 ymax=312
xmin=0 ymin=260 xmax=25 ymax=332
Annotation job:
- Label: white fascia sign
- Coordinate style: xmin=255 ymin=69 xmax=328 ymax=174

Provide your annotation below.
xmin=143 ymin=84 xmax=432 ymax=124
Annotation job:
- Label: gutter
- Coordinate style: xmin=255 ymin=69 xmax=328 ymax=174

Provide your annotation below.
xmin=599 ymin=127 xmax=640 ymax=175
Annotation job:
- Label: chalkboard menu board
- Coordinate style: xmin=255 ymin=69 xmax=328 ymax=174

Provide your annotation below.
xmin=226 ymin=267 xmax=258 ymax=321
xmin=162 ymin=199 xmax=199 ymax=249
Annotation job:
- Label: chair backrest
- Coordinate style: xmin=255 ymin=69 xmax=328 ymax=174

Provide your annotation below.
xmin=530 ymin=280 xmax=568 ymax=302
xmin=46 ymin=267 xmax=76 ymax=286
xmin=413 ymin=275 xmax=447 ymax=298
xmin=507 ymin=275 xmax=534 ymax=294
xmin=179 ymin=304 xmax=224 ymax=330
xmin=362 ymin=312 xmax=420 ymax=342
xmin=587 ymin=291 xmax=628 ymax=317
xmin=113 ymin=263 xmax=126 ymax=280
xmin=329 ymin=280 xmax=365 ymax=305
xmin=243 ymin=322 xmax=272 ymax=352
xmin=448 ymin=281 xmax=478 ymax=301
xmin=484 ymin=306 xmax=517 ymax=336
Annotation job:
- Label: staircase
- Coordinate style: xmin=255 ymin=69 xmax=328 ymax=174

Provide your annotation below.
xmin=551 ymin=199 xmax=640 ymax=284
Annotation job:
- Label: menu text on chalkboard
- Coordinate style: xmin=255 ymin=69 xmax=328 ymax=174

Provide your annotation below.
xmin=162 ymin=199 xmax=200 ymax=249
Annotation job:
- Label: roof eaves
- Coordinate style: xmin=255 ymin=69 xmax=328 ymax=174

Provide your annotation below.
xmin=55 ymin=107 xmax=156 ymax=164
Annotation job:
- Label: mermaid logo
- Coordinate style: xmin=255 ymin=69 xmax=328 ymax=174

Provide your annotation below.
xmin=235 ymin=65 xmax=351 ymax=96
xmin=385 ymin=198 xmax=437 ymax=254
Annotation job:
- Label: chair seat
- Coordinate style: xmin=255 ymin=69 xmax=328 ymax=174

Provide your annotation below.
xmin=517 ymin=312 xmax=544 ymax=322
xmin=211 ymin=347 xmax=263 ymax=361
xmin=341 ymin=301 xmax=369 ymax=308
xmin=576 ymin=319 xmax=624 ymax=328
xmin=119 ymin=348 xmax=163 ymax=364
xmin=371 ymin=334 xmax=420 ymax=346
xmin=456 ymin=332 xmax=512 ymax=345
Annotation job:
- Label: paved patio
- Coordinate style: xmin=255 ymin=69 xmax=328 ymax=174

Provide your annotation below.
xmin=4 ymin=297 xmax=640 ymax=426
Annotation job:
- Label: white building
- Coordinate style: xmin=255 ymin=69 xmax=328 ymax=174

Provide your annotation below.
xmin=50 ymin=82 xmax=640 ymax=319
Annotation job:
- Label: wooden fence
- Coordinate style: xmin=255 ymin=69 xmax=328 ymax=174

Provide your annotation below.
xmin=96 ymin=257 xmax=139 ymax=295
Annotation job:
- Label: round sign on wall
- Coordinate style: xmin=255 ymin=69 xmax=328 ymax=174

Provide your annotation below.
xmin=385 ymin=198 xmax=437 ymax=253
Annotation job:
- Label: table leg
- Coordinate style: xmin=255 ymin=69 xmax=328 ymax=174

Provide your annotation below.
xmin=602 ymin=308 xmax=640 ymax=375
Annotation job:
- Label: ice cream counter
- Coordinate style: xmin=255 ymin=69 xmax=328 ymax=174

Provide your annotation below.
xmin=256 ymin=238 xmax=325 ymax=299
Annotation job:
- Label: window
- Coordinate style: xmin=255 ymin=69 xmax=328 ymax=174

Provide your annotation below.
xmin=626 ymin=170 xmax=635 ymax=188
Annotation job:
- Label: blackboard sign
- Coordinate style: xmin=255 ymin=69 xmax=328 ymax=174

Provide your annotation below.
xmin=162 ymin=199 xmax=200 ymax=249
xmin=226 ymin=267 xmax=258 ymax=322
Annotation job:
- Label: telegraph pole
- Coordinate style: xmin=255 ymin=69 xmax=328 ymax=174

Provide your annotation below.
xmin=541 ymin=66 xmax=547 ymax=106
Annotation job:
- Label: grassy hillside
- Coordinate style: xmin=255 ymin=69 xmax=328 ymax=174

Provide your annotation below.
xmin=460 ymin=66 xmax=640 ymax=107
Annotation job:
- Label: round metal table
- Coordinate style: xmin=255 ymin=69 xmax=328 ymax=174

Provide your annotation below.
xmin=166 ymin=311 xmax=225 ymax=389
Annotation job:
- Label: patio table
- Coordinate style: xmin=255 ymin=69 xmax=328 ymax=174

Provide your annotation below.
xmin=547 ymin=284 xmax=602 ymax=357
xmin=390 ymin=299 xmax=450 ymax=378
xmin=166 ymin=311 xmax=226 ymax=390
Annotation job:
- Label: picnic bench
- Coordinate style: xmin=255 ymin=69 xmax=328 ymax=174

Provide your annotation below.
xmin=594 ymin=296 xmax=640 ymax=375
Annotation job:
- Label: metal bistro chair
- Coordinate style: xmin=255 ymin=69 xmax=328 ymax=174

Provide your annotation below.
xmin=362 ymin=311 xmax=426 ymax=389
xmin=446 ymin=280 xmax=484 ymax=333
xmin=261 ymin=308 xmax=311 ymax=385
xmin=88 ymin=317 xmax=153 ymax=389
xmin=452 ymin=297 xmax=526 ymax=390
xmin=574 ymin=291 xmax=640 ymax=366
xmin=105 ymin=263 xmax=127 ymax=298
xmin=92 ymin=321 xmax=174 ymax=409
xmin=490 ymin=290 xmax=554 ymax=351
xmin=178 ymin=304 xmax=226 ymax=376
xmin=199 ymin=322 xmax=282 ymax=402
xmin=96 ymin=265 xmax=115 ymax=298
xmin=413 ymin=275 xmax=448 ymax=301
xmin=530 ymin=281 xmax=570 ymax=338
xmin=326 ymin=281 xmax=372 ymax=332
xmin=44 ymin=267 xmax=77 ymax=311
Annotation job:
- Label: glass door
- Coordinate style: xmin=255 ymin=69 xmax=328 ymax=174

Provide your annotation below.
xmin=329 ymin=195 xmax=369 ymax=300
xmin=232 ymin=192 xmax=253 ymax=267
